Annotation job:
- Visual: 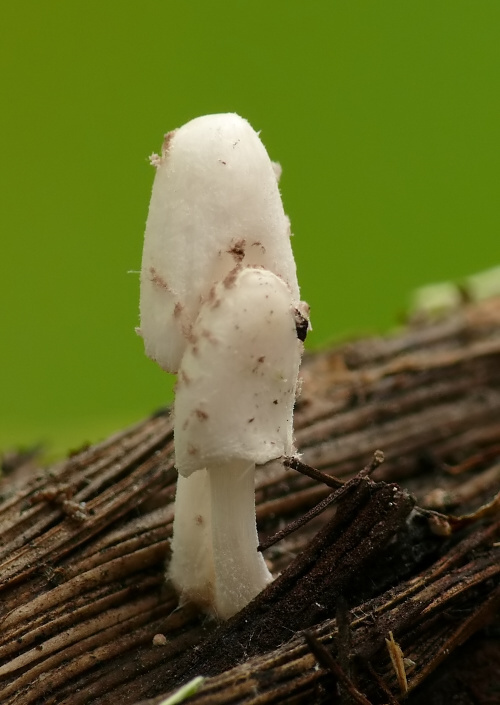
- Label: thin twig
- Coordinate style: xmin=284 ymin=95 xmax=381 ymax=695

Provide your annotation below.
xmin=283 ymin=456 xmax=344 ymax=488
xmin=360 ymin=450 xmax=385 ymax=477
xmin=258 ymin=452 xmax=384 ymax=551
xmin=303 ymin=631 xmax=375 ymax=705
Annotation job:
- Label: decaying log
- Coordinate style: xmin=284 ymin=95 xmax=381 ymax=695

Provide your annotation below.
xmin=1 ymin=297 xmax=500 ymax=704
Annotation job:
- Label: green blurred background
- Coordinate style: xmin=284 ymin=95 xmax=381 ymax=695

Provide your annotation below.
xmin=1 ymin=2 xmax=498 ymax=456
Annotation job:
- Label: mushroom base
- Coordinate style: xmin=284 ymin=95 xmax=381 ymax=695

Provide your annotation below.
xmin=168 ymin=460 xmax=273 ymax=620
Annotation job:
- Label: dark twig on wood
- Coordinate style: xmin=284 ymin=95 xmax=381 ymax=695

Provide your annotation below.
xmin=283 ymin=456 xmax=344 ymax=489
xmin=304 ymin=631 xmax=374 ymax=705
xmin=259 ymin=451 xmax=385 ymax=551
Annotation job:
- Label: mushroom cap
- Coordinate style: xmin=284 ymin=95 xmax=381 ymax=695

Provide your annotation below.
xmin=174 ymin=267 xmax=305 ymax=476
xmin=140 ymin=113 xmax=299 ymax=374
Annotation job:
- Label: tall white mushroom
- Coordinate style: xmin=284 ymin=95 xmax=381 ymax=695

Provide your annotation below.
xmin=139 ymin=113 xmax=309 ymax=619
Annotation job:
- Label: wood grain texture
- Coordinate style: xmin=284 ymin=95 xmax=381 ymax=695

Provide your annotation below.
xmin=1 ymin=298 xmax=500 ymax=704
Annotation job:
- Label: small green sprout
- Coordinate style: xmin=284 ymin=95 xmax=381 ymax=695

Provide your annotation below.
xmin=158 ymin=676 xmax=206 ymax=705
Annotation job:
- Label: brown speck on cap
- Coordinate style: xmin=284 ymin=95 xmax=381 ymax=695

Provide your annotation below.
xmin=227 ymin=238 xmax=246 ymax=263
xmin=201 ymin=329 xmax=218 ymax=344
xmin=273 ymin=399 xmax=278 ymax=405
xmin=162 ymin=130 xmax=177 ymax=155
xmin=248 ymin=418 xmax=255 ymax=423
xmin=251 ymin=356 xmax=266 ymax=373
xmin=251 ymin=241 xmax=266 ymax=254
xmin=187 ymin=332 xmax=198 ymax=345
xmin=195 ymin=515 xmax=204 ymax=525
xmin=207 ymin=285 xmax=221 ymax=309
xmin=187 ymin=444 xmax=199 ymax=456
xmin=149 ymin=267 xmax=171 ymax=292
xmin=173 ymin=301 xmax=183 ymax=318
xmin=223 ymin=264 xmax=242 ymax=289
xmin=183 ymin=324 xmax=198 ymax=345
xmin=194 ymin=409 xmax=209 ymax=421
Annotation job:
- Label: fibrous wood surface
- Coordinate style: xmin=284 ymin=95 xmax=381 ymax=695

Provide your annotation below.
xmin=1 ymin=298 xmax=500 ymax=704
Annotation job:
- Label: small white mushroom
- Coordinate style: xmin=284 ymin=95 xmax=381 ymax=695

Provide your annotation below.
xmin=169 ymin=267 xmax=306 ymax=619
xmin=139 ymin=113 xmax=309 ymax=620
xmin=140 ymin=113 xmax=299 ymax=374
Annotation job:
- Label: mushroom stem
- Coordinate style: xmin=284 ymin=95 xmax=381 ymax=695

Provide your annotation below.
xmin=169 ymin=470 xmax=215 ymax=612
xmin=209 ymin=459 xmax=272 ymax=620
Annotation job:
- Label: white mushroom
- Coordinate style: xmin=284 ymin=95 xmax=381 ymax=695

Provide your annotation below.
xmin=139 ymin=113 xmax=309 ymax=619
xmin=170 ymin=267 xmax=306 ymax=619
xmin=140 ymin=113 xmax=299 ymax=374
